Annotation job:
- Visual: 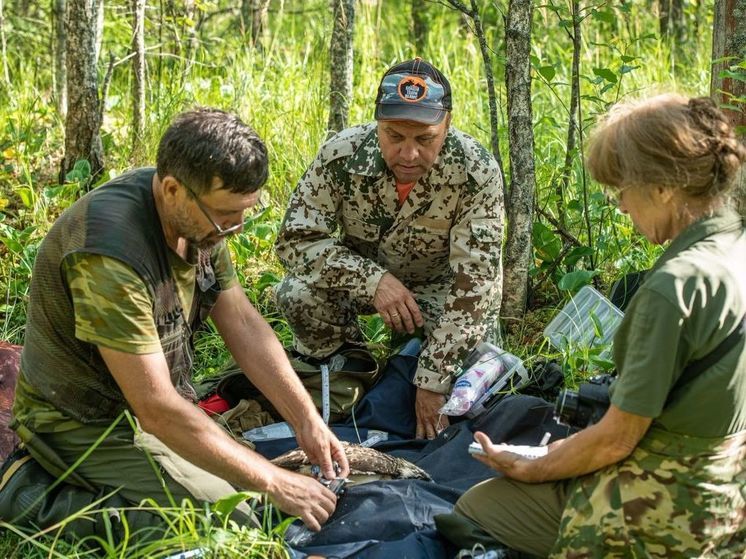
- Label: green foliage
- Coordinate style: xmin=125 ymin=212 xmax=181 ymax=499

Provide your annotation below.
xmin=0 ymin=494 xmax=290 ymax=558
xmin=0 ymin=0 xmax=726 ymax=551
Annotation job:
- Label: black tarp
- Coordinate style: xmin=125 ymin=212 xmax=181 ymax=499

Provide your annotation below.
xmin=253 ymin=348 xmax=572 ymax=559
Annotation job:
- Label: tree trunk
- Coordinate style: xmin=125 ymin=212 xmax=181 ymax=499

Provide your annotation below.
xmin=659 ymin=0 xmax=685 ymax=42
xmin=412 ymin=0 xmax=429 ymax=54
xmin=242 ymin=0 xmax=270 ymax=50
xmin=183 ymin=0 xmax=198 ymax=70
xmin=95 ymin=0 xmax=104 ymax=61
xmin=557 ymin=0 xmax=581 ymax=230
xmin=711 ymin=0 xmax=746 ymax=215
xmin=131 ymin=0 xmax=146 ymax=163
xmin=0 ymin=0 xmax=8 ymax=84
xmin=327 ymin=0 xmax=355 ymax=136
xmin=501 ymin=0 xmax=536 ymax=319
xmin=61 ymin=0 xmax=104 ymax=183
xmin=53 ymin=0 xmax=67 ymax=116
xmin=469 ymin=0 xmax=507 ymax=198
xmin=444 ymin=1 xmax=508 ymax=196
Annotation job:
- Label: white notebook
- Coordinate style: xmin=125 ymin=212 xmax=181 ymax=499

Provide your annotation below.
xmin=469 ymin=442 xmax=548 ymax=460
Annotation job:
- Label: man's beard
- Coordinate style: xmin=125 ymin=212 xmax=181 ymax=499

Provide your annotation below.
xmin=173 ymin=209 xmax=221 ymax=250
xmin=194 ymin=234 xmax=221 ymax=250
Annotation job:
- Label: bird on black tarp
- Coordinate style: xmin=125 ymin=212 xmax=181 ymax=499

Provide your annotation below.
xmin=271 ymin=441 xmax=432 ymax=484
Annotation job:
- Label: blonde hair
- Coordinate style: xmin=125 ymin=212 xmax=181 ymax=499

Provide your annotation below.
xmin=587 ymin=94 xmax=746 ymax=198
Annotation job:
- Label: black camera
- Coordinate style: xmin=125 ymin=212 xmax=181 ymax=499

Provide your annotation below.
xmin=554 ymin=374 xmax=614 ymax=429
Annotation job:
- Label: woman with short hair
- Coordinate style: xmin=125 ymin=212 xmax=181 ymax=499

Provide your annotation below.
xmin=437 ymin=94 xmax=746 ymax=557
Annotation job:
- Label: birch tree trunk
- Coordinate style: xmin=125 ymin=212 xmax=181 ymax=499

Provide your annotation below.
xmin=242 ymin=0 xmax=271 ymax=49
xmin=95 ymin=0 xmax=104 ymax=61
xmin=131 ymin=0 xmax=146 ymax=162
xmin=556 ymin=0 xmax=581 ymax=230
xmin=711 ymin=0 xmax=746 ymax=215
xmin=502 ymin=0 xmax=536 ymax=319
xmin=183 ymin=0 xmax=198 ymax=71
xmin=53 ymin=0 xmax=67 ymax=116
xmin=61 ymin=0 xmax=104 ymax=182
xmin=444 ymin=0 xmax=507 ymax=196
xmin=412 ymin=0 xmax=429 ymax=54
xmin=659 ymin=0 xmax=685 ymax=42
xmin=327 ymin=0 xmax=355 ymax=136
xmin=0 ymin=0 xmax=8 ymax=84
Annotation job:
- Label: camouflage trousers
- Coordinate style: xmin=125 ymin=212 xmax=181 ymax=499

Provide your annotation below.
xmin=454 ymin=427 xmax=746 ymax=558
xmin=274 ymin=274 xmax=447 ymax=358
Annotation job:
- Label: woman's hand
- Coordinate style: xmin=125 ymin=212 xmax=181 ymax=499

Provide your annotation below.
xmin=471 ymin=431 xmax=540 ymax=483
xmin=471 ymin=405 xmax=653 ymax=484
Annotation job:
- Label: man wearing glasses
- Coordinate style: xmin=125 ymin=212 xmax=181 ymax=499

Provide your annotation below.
xmin=7 ymin=108 xmax=348 ymax=534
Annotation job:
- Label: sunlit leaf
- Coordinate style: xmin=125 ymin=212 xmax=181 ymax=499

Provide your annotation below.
xmin=593 ymin=67 xmax=618 ymax=83
xmin=558 ymin=270 xmax=598 ymax=292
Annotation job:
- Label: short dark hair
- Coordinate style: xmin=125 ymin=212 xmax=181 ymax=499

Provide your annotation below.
xmin=156 ymin=107 xmax=268 ymax=196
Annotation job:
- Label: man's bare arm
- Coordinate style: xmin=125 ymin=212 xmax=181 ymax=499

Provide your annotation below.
xmin=98 ymin=346 xmax=337 ymax=531
xmin=209 ymin=284 xmax=350 ymax=479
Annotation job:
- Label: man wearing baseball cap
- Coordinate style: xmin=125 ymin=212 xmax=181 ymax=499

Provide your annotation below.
xmin=275 ymin=58 xmax=504 ymax=439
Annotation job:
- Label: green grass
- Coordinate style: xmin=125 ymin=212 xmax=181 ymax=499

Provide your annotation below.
xmin=0 ymin=0 xmax=721 ymax=554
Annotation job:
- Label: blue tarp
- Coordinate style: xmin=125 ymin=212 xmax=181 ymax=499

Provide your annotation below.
xmin=254 ymin=348 xmax=572 ymax=559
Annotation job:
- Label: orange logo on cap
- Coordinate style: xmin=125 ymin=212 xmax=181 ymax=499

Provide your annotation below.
xmin=397 ymin=76 xmax=428 ymax=103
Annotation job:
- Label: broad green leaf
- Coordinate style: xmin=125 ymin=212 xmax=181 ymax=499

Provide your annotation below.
xmin=593 ymin=67 xmax=618 ymax=83
xmin=590 ymin=310 xmax=604 ymax=338
xmin=564 ymin=246 xmax=594 ymax=268
xmin=537 ymin=65 xmax=556 ymax=81
xmin=211 ymin=491 xmax=260 ymax=518
xmin=16 ymin=187 xmax=34 ymax=208
xmin=255 ymin=271 xmax=281 ymax=292
xmin=558 ymin=269 xmax=598 ymax=292
xmin=533 ymin=221 xmax=562 ymax=262
xmin=591 ymin=9 xmax=615 ymax=24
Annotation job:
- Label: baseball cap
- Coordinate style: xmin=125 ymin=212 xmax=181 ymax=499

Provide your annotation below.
xmin=374 ymin=58 xmax=452 ymax=125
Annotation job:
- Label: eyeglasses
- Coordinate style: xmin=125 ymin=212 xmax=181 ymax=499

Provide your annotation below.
xmin=603 ymin=186 xmax=630 ymax=207
xmin=179 ymin=180 xmax=268 ymax=238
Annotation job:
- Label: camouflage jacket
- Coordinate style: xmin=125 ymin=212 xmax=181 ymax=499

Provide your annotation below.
xmin=276 ymin=123 xmax=504 ymax=393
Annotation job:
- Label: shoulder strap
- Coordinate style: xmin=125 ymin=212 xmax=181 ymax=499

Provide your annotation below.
xmin=667 ymin=315 xmax=746 ymax=402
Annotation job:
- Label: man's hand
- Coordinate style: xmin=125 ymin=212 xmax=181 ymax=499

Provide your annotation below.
xmin=267 ymin=468 xmax=338 ymax=531
xmin=415 ymin=388 xmax=449 ymax=440
xmin=373 ymin=272 xmax=424 ymax=334
xmin=295 ymin=415 xmax=350 ymax=480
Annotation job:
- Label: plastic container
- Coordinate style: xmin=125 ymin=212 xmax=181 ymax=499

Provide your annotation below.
xmin=242 ymin=421 xmax=295 ymax=442
xmin=543 ymin=285 xmax=624 ymax=361
xmin=440 ymin=343 xmax=528 ymax=417
xmin=466 ymin=351 xmax=528 ymax=418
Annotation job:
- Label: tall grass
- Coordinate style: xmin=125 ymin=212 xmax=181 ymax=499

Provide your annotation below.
xmin=0 ymin=0 xmax=717 ymax=553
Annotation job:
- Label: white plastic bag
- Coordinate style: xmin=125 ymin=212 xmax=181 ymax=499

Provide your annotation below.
xmin=440 ymin=349 xmax=509 ymax=416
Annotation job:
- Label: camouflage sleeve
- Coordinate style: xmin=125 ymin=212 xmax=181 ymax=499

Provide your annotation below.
xmin=212 ymin=242 xmax=238 ymax=290
xmin=415 ymin=174 xmax=504 ymax=394
xmin=63 ymin=253 xmax=161 ymax=354
xmin=275 ymin=152 xmax=387 ymax=301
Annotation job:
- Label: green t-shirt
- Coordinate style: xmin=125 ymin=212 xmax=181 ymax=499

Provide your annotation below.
xmin=610 ymin=207 xmax=746 ymax=437
xmin=13 ymin=244 xmax=238 ymax=432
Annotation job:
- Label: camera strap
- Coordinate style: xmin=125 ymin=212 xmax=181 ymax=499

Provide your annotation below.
xmin=666 ymin=315 xmax=746 ymax=404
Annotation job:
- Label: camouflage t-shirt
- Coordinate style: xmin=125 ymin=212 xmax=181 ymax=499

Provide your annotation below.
xmin=13 ymin=245 xmax=237 ymax=432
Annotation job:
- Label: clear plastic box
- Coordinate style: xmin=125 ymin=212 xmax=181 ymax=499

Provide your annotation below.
xmin=543 ymin=285 xmax=624 ymax=360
